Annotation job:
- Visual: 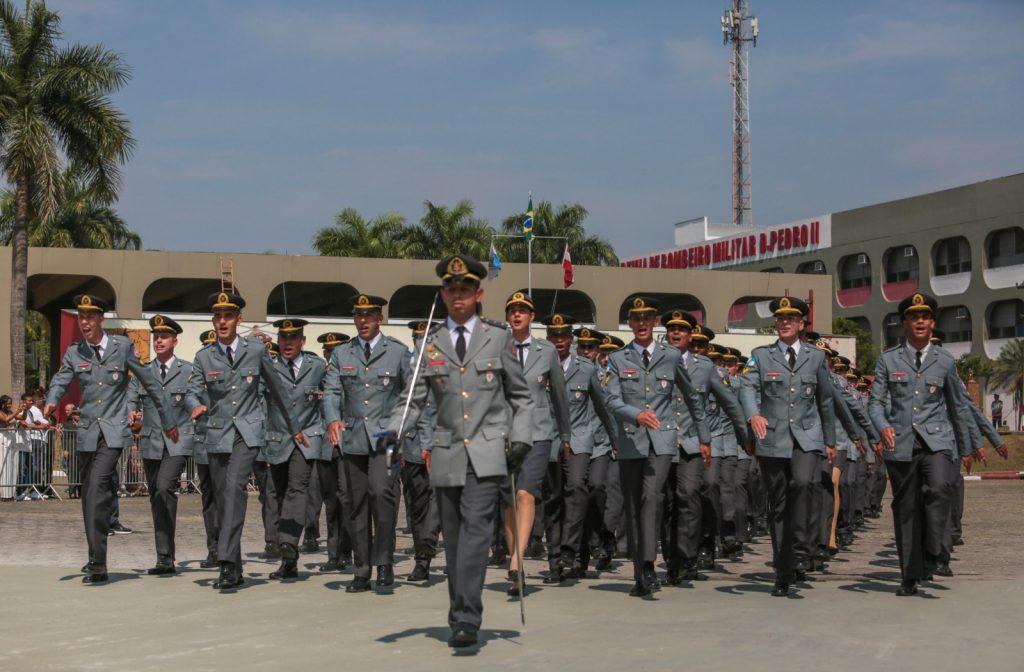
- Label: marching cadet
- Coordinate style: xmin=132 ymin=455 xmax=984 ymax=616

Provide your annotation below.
xmin=596 ymin=334 xmax=627 ymax=563
xmin=44 ymin=294 xmax=179 ymax=585
xmin=126 ymin=315 xmax=195 ymax=576
xmin=186 ymin=291 xmax=304 ymax=590
xmin=502 ymin=292 xmax=571 ymax=592
xmin=261 ymin=318 xmax=327 ymax=580
xmin=315 ymin=331 xmax=355 ymax=572
xmin=544 ymin=314 xmax=615 ymax=579
xmin=738 ymin=296 xmax=836 ymax=597
xmin=378 ymin=254 xmax=534 ymax=648
xmin=725 ymin=348 xmax=754 ymax=550
xmin=323 ymin=293 xmax=412 ymax=593
xmin=399 ymin=320 xmax=442 ymax=582
xmin=573 ymin=327 xmax=616 ymax=572
xmin=194 ymin=330 xmax=220 ymax=568
xmin=867 ymin=292 xmax=980 ymax=596
xmin=603 ymin=297 xmax=711 ymax=596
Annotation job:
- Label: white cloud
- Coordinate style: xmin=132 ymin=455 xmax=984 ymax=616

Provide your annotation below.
xmin=530 ymin=28 xmax=638 ymax=81
xmin=664 ymin=37 xmax=727 ymax=88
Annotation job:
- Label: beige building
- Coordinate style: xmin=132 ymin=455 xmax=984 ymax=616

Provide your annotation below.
xmin=1 ymin=246 xmax=837 ymax=394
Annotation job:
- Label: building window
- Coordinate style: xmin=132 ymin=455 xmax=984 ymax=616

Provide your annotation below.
xmin=796 ymin=260 xmax=827 ymax=275
xmin=838 ymin=253 xmax=871 ymax=289
xmin=933 ymin=237 xmax=971 ymax=276
xmin=884 ymin=245 xmax=919 ymax=283
xmin=987 ymin=299 xmax=1024 ymax=339
xmin=986 ymin=227 xmax=1024 ymax=269
xmin=760 ymin=267 xmax=783 ymax=273
xmin=936 ymin=305 xmax=972 ymax=343
xmin=884 ymin=312 xmax=903 ymax=348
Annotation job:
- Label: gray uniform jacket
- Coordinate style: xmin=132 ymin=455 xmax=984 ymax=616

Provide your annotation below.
xmin=704 ymin=363 xmax=752 ymax=457
xmin=591 ymin=362 xmax=614 ymax=459
xmin=563 ymin=355 xmax=615 ymax=456
xmin=261 ymin=352 xmax=327 ymax=464
xmin=46 ymin=334 xmax=173 ymax=452
xmin=739 ymin=341 xmax=837 ymax=458
xmin=867 ymin=343 xmax=973 ymax=462
xmin=603 ymin=341 xmax=711 ymax=460
xmin=400 ymin=342 xmax=438 ymax=464
xmin=827 ymin=373 xmax=863 ymax=461
xmin=386 ymin=319 xmax=534 ymax=488
xmin=322 ymin=335 xmax=412 ymax=456
xmin=519 ymin=338 xmax=571 ymax=457
xmin=186 ymin=337 xmax=298 ymax=453
xmin=676 ymin=353 xmax=749 ymax=455
xmin=127 ymin=358 xmax=194 ymax=459
xmin=193 ymin=387 xmax=211 ymax=465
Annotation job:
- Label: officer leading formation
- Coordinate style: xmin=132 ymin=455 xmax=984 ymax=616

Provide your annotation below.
xmin=46 ymin=265 xmax=1001 ymax=646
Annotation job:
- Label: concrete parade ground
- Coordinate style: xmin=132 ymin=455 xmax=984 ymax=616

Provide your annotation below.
xmin=0 ymin=482 xmax=1020 ymax=671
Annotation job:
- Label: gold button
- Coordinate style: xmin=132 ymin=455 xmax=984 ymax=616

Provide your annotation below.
xmin=364 ymin=416 xmax=368 ymax=420
xmin=463 ymin=438 xmax=469 ymax=445
xmin=462 ymin=392 xmax=469 ymax=398
xmin=789 ymin=419 xmax=794 ymax=423
xmin=460 ymin=367 xmax=466 ymax=374
xmin=646 ymin=387 xmax=650 ymax=392
xmin=463 ymin=414 xmax=469 ymax=421
xmin=790 ymin=388 xmax=795 ymax=393
xmin=914 ymin=390 xmax=919 ymax=395
xmin=363 ymin=400 xmax=369 ymax=405
xmin=790 ymin=403 xmax=794 ymax=408
xmin=365 ymin=367 xmax=369 ymax=372
xmin=645 ymin=404 xmax=650 ymax=409
xmin=364 ymin=383 xmax=369 ymax=388
xmin=487 ymin=363 xmax=493 ymax=368
xmin=231 ymin=386 xmax=236 ymax=390
xmin=231 ymin=401 xmax=236 ymax=405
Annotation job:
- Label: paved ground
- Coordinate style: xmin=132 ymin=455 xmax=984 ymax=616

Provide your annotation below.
xmin=1 ymin=481 xmax=1021 ymax=670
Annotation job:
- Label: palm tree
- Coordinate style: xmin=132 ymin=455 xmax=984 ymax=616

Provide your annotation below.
xmin=0 ymin=0 xmax=134 ymax=394
xmin=498 ymin=201 xmax=618 ymax=266
xmin=989 ymin=339 xmax=1024 ymax=427
xmin=404 ymin=199 xmax=493 ymax=261
xmin=312 ymin=207 xmax=408 ymax=258
xmin=0 ymin=165 xmax=141 ymax=249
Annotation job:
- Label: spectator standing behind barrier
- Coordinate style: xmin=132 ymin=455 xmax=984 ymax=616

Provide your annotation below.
xmin=16 ymin=392 xmax=41 ymax=500
xmin=60 ymin=405 xmax=81 ymax=498
xmin=0 ymin=396 xmax=16 ymax=499
xmin=25 ymin=393 xmax=50 ymax=498
xmin=990 ymin=394 xmax=1003 ymax=429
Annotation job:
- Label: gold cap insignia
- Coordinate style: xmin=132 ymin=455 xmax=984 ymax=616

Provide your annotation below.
xmin=514 ymin=292 xmax=525 ymax=301
xmin=449 ymin=257 xmax=464 ymax=275
xmin=693 ymin=325 xmax=702 ymax=334
xmin=357 ymin=295 xmax=369 ymax=306
xmin=581 ymin=329 xmax=591 ymax=338
xmin=218 ymin=293 xmax=229 ymax=304
xmin=673 ymin=311 xmax=681 ymax=320
xmin=912 ymin=293 xmax=924 ymax=306
xmin=633 ymin=297 xmax=644 ymax=308
xmin=552 ymin=314 xmax=564 ymax=326
xmin=81 ymin=295 xmax=92 ymax=306
xmin=154 ymin=315 xmax=164 ymax=326
xmin=780 ymin=297 xmax=791 ymax=309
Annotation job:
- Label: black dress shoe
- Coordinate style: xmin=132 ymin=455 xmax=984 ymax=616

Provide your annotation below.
xmin=642 ymin=567 xmax=661 ymax=592
xmin=376 ymin=564 xmax=395 ymax=588
xmin=261 ymin=543 xmax=281 ymax=560
xmin=526 ymin=539 xmax=546 ymax=559
xmin=664 ymin=567 xmax=681 ymax=586
xmin=697 ymin=551 xmax=714 ymax=571
xmin=407 ymin=559 xmax=430 ymax=582
xmin=147 ymin=563 xmax=176 ymax=576
xmin=629 ymin=580 xmax=652 ymax=597
xmin=896 ymin=581 xmax=918 ymax=597
xmin=346 ymin=576 xmax=372 ymax=593
xmin=270 ymin=560 xmax=298 ymax=580
xmin=301 ymin=538 xmax=320 ymax=554
xmin=213 ymin=562 xmax=243 ymax=590
xmin=82 ymin=572 xmax=108 ymax=585
xmin=80 ymin=563 xmax=91 ymax=573
xmin=200 ymin=553 xmax=219 ymax=569
xmin=279 ymin=543 xmax=298 ymax=561
xmin=320 ymin=560 xmax=342 ymax=572
xmin=952 ymin=537 xmax=964 ymax=547
xmin=934 ymin=564 xmax=954 ymax=578
xmin=489 ymin=547 xmax=507 ymax=566
xmin=543 ymin=567 xmax=564 ymax=584
xmin=564 ymin=566 xmax=586 ymax=579
xmin=771 ymin=582 xmax=789 ymax=597
xmin=794 ymin=569 xmax=808 ymax=583
xmin=679 ymin=565 xmax=708 ymax=582
xmin=448 ymin=628 xmax=479 ymax=648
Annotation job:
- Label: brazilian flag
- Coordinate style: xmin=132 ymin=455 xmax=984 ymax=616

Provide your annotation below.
xmin=523 ymin=195 xmax=534 ymax=240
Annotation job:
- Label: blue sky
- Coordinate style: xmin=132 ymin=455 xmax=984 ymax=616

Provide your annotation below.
xmin=46 ymin=0 xmax=1024 ymax=260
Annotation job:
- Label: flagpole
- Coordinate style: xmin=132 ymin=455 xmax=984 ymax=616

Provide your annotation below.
xmin=527 ymin=236 xmax=533 ymax=296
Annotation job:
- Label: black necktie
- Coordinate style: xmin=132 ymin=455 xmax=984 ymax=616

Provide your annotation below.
xmin=160 ymin=363 xmax=167 ymax=380
xmin=516 ymin=342 xmax=529 ymax=367
xmin=915 ymin=350 xmax=922 ymax=370
xmin=642 ymin=349 xmax=651 ymax=369
xmin=364 ymin=342 xmax=372 ymax=361
xmin=91 ymin=345 xmax=102 ymax=361
xmin=455 ymin=326 xmax=467 ymax=361
xmin=786 ymin=346 xmax=796 ymax=370
xmin=226 ymin=347 xmax=234 ymax=365
xmin=289 ymin=359 xmax=298 ymax=380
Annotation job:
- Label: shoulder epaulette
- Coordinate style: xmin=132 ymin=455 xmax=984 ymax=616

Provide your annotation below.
xmin=480 ymin=317 xmax=507 ymax=329
xmin=427 ymin=322 xmax=445 ymax=335
xmin=386 ymin=335 xmax=407 ymax=348
xmin=302 ymin=350 xmax=324 ymax=362
xmin=882 ymin=344 xmax=901 ymax=354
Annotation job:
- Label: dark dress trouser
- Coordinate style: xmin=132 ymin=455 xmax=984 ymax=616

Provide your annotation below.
xmin=208 ymin=434 xmax=259 ymax=567
xmin=603 ymin=456 xmax=625 ymax=550
xmin=734 ymin=458 xmax=751 ymax=543
xmin=253 ymin=461 xmax=278 ymax=545
xmin=672 ymin=452 xmax=705 ymax=565
xmin=345 ymin=453 xmax=400 ymax=579
xmin=555 ymin=452 xmax=590 ymax=559
xmin=79 ymin=438 xmax=121 ymax=571
xmin=196 ymin=463 xmax=220 ymax=557
xmin=619 ymin=453 xmax=672 ymax=580
xmin=401 ymin=461 xmax=440 ymax=558
xmin=436 ymin=468 xmax=502 ymax=633
xmin=885 ymin=437 xmax=954 ymax=582
xmin=304 ymin=464 xmax=322 ymax=541
xmin=317 ymin=447 xmax=354 ymax=563
xmin=269 ymin=447 xmax=314 ymax=548
xmin=143 ymin=450 xmax=186 ymax=563
xmin=581 ymin=454 xmax=611 ymax=567
xmin=758 ymin=447 xmax=820 ymax=582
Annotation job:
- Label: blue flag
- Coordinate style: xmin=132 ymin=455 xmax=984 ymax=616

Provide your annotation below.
xmin=488 ymin=241 xmax=502 ymax=280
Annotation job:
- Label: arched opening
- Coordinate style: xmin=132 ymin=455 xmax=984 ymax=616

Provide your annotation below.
xmin=985 ymin=227 xmax=1024 ymax=269
xmin=884 ymin=312 xmax=903 ymax=348
xmin=987 ymin=299 xmax=1024 ymax=340
xmin=28 ymin=273 xmax=117 ymax=314
xmin=143 ymin=278 xmax=229 ymax=314
xmin=389 ymin=285 xmax=449 ymax=321
xmin=882 ymin=244 xmax=919 ymax=302
xmin=935 ymin=305 xmax=972 ymax=343
xmin=524 ymin=289 xmax=596 ymax=324
xmin=836 ymin=253 xmax=871 ymax=307
xmin=618 ymin=293 xmax=705 ymax=327
xmin=932 ymin=237 xmax=971 ymax=276
xmin=796 ymin=259 xmax=827 ymax=275
xmin=267 ymin=281 xmax=358 ymax=318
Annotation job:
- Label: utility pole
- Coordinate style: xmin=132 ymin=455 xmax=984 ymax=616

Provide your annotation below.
xmin=721 ymin=1 xmax=758 ymax=227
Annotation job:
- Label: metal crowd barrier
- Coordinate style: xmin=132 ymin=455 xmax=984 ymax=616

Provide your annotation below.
xmin=0 ymin=427 xmax=60 ymax=500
